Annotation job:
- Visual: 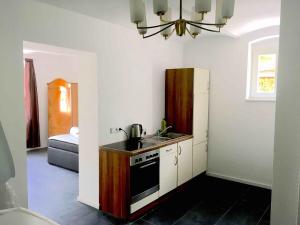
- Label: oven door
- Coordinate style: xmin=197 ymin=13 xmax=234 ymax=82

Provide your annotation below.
xmin=130 ymin=158 xmax=159 ymax=204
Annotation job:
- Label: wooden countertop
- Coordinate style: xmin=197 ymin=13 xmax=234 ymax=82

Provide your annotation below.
xmin=99 ymin=135 xmax=193 ymax=156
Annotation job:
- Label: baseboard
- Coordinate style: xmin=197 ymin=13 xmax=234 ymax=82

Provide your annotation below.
xmin=206 ymin=172 xmax=272 ymax=190
xmin=77 ymin=196 xmax=99 ymax=209
xmin=27 ymin=147 xmax=48 ymax=152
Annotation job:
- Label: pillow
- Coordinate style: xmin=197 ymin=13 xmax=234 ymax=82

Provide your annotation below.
xmin=70 ymin=127 xmax=79 ymax=137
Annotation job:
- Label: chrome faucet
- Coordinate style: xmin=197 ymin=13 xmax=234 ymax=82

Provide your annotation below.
xmin=156 ymin=126 xmax=173 ymax=137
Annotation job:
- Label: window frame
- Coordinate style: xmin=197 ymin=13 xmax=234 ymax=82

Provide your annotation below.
xmin=246 ymin=35 xmax=279 ymax=101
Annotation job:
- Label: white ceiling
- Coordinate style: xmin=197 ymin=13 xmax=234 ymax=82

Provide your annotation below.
xmin=36 ymin=0 xmax=281 ymax=37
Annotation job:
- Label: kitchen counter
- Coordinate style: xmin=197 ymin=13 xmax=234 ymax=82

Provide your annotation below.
xmin=99 ymin=133 xmax=196 ymax=220
xmin=100 ymin=134 xmax=193 ymax=156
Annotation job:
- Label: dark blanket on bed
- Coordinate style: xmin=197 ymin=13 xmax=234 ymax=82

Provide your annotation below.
xmin=48 ymin=134 xmax=79 ymax=172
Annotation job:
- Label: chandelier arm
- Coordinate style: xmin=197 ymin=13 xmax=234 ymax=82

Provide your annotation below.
xmin=185 ymin=26 xmax=196 ymax=39
xmin=137 ymin=20 xmax=176 ymax=29
xmin=166 ymin=27 xmax=176 ymax=39
xmin=162 ymin=27 xmax=176 ymax=40
xmin=142 ymin=23 xmax=175 ymax=39
xmin=186 ymin=20 xmax=226 ymax=27
xmin=187 ymin=22 xmax=221 ymax=33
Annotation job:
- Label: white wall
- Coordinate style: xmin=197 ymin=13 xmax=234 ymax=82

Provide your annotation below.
xmin=0 ymin=0 xmax=183 ymax=209
xmin=183 ymin=27 xmax=279 ymax=188
xmin=24 ymin=50 xmax=80 ymax=148
xmin=271 ymin=0 xmax=300 ymax=224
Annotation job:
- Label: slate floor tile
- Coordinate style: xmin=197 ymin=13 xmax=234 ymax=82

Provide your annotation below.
xmin=131 ymin=219 xmax=155 ymax=225
xmin=142 ymin=193 xmax=198 ymax=225
xmin=73 ymin=211 xmax=120 ymax=225
xmin=257 ymin=206 xmax=270 ymax=225
xmin=173 ymin=201 xmax=234 ymax=225
xmin=214 ymin=198 xmax=269 ymax=225
xmin=27 ymin=151 xmax=272 ymax=225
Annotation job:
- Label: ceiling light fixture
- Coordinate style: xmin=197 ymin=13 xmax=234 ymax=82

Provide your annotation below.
xmin=130 ymin=0 xmax=235 ymax=39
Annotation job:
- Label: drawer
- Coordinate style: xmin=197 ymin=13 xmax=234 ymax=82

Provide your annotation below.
xmin=160 ymin=144 xmax=177 ymax=157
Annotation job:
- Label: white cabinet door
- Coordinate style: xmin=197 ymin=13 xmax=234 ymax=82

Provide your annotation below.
xmin=193 ymin=142 xmax=207 ymax=177
xmin=194 ymin=69 xmax=210 ymax=94
xmin=177 ymin=139 xmax=193 ymax=186
xmin=159 ymin=144 xmax=178 ymax=197
xmin=193 ymin=93 xmax=209 ymax=145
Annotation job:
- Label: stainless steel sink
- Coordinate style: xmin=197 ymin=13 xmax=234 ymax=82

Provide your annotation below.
xmin=146 ymin=136 xmax=172 ymax=142
xmin=144 ymin=132 xmax=186 ymax=143
xmin=161 ymin=132 xmax=185 ymax=139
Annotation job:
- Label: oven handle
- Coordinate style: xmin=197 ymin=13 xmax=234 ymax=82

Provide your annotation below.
xmin=139 ymin=161 xmax=157 ymax=169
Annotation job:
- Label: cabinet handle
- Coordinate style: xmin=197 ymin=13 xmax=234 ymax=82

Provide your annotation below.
xmin=206 ymin=143 xmax=208 ymax=152
xmin=174 ymin=156 xmax=178 ymax=166
xmin=178 ymin=146 xmax=182 ymax=155
xmin=166 ymin=149 xmax=173 ymax=153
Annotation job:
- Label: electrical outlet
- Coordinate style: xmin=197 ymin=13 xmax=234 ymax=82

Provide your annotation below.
xmin=110 ymin=128 xmax=120 ymax=134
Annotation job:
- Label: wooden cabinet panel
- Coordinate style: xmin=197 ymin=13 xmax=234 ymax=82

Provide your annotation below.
xmin=177 ymin=139 xmax=193 ymax=186
xmin=48 ymin=79 xmax=72 ymax=137
xmin=48 ymin=79 xmax=78 ymax=137
xmin=193 ymin=142 xmax=207 ymax=177
xmin=193 ymin=93 xmax=209 ymax=145
xmin=165 ymin=69 xmax=194 ymax=134
xmin=71 ymin=83 xmax=78 ymax=127
xmin=100 ymin=150 xmax=130 ymax=219
xmin=159 ymin=144 xmax=178 ymax=197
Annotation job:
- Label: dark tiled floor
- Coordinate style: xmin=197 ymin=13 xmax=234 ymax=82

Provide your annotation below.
xmin=27 ymin=149 xmax=271 ymax=225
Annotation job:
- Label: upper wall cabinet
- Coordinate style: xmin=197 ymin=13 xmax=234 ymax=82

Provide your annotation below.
xmin=193 ymin=69 xmax=209 ymax=145
xmin=165 ymin=68 xmax=209 ymax=137
xmin=165 ymin=68 xmax=194 ymax=134
xmin=194 ymin=69 xmax=210 ymax=94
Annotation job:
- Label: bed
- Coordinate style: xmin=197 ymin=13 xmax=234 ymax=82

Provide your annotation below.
xmin=47 ymin=128 xmax=79 ymax=172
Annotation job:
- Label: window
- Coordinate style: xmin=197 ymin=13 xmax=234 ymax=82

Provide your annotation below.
xmin=59 ymin=86 xmax=71 ymax=113
xmin=246 ymin=36 xmax=279 ymax=101
xmin=257 ymin=54 xmax=276 ymax=93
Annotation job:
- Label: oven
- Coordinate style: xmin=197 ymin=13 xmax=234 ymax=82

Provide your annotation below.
xmin=130 ymin=149 xmax=159 ymax=204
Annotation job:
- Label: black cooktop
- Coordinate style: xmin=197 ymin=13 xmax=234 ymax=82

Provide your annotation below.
xmin=104 ymin=139 xmax=156 ymax=151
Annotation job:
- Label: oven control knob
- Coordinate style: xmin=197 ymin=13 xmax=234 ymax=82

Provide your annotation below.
xmin=139 ymin=158 xmax=142 ymax=162
xmin=135 ymin=159 xmax=139 ymax=163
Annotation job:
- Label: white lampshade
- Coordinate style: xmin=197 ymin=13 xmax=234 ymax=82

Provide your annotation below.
xmin=153 ymin=0 xmax=168 ymax=15
xmin=195 ymin=0 xmax=211 ymax=13
xmin=160 ymin=8 xmax=172 ymax=38
xmin=138 ymin=16 xmax=147 ymax=35
xmin=222 ymin=0 xmax=235 ymax=19
xmin=215 ymin=0 xmax=226 ymax=27
xmin=190 ymin=8 xmax=202 ymax=36
xmin=130 ymin=0 xmax=146 ymax=23
xmin=0 ymin=121 xmax=15 ymax=184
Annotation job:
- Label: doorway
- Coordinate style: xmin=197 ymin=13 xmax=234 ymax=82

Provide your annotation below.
xmin=23 ymin=41 xmax=98 ymax=223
